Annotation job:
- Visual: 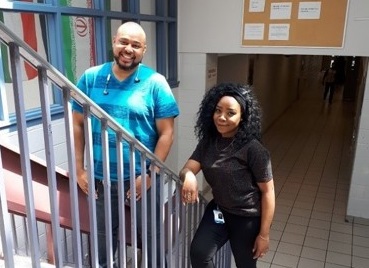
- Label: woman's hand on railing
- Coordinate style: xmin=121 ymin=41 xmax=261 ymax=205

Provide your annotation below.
xmin=181 ymin=173 xmax=199 ymax=205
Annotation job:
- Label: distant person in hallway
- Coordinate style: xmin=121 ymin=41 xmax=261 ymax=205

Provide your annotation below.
xmin=322 ymin=64 xmax=337 ymax=104
xmin=179 ymin=83 xmax=275 ymax=268
xmin=72 ymin=21 xmax=179 ymax=268
xmin=333 ymin=56 xmax=346 ymax=88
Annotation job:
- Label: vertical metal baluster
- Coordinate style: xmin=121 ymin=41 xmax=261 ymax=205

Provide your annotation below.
xmin=159 ymin=170 xmax=165 ymax=268
xmin=128 ymin=143 xmax=138 ymax=267
xmin=180 ymin=202 xmax=186 ymax=268
xmin=174 ymin=183 xmax=180 ymax=268
xmin=116 ymin=133 xmax=127 ymax=267
xmin=38 ymin=66 xmax=63 ymax=267
xmin=83 ymin=104 xmax=98 ymax=267
xmin=9 ymin=41 xmax=40 ymax=268
xmin=101 ymin=119 xmax=113 ymax=267
xmin=140 ymin=152 xmax=148 ymax=268
xmin=166 ymin=178 xmax=174 ymax=267
xmin=150 ymin=162 xmax=157 ymax=268
xmin=62 ymin=87 xmax=82 ymax=267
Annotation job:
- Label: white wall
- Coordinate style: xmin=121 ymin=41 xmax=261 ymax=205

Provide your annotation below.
xmin=347 ymin=60 xmax=369 ymax=219
xmin=176 ymin=53 xmax=218 ymax=191
xmin=179 ymin=0 xmax=369 ymax=56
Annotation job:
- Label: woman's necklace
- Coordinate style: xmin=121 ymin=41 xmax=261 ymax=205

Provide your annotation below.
xmin=215 ymin=137 xmax=235 ymax=152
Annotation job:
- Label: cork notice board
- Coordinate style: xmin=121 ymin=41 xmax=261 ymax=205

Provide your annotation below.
xmin=242 ymin=0 xmax=349 ymax=47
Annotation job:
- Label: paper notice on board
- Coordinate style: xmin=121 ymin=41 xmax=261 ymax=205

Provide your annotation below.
xmin=270 ymin=2 xmax=292 ymax=20
xmin=298 ymin=2 xmax=321 ymax=19
xmin=244 ymin=23 xmax=265 ymax=40
xmin=268 ymin=24 xmax=290 ymax=40
xmin=249 ymin=0 xmax=266 ymax=12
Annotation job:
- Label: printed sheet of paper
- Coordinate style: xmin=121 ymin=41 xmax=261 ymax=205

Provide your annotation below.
xmin=244 ymin=23 xmax=265 ymax=40
xmin=270 ymin=2 xmax=292 ymax=20
xmin=249 ymin=0 xmax=266 ymax=12
xmin=268 ymin=24 xmax=290 ymax=40
xmin=298 ymin=1 xmax=321 ymax=19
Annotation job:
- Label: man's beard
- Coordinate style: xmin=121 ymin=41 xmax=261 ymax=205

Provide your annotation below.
xmin=113 ymin=55 xmax=140 ymax=71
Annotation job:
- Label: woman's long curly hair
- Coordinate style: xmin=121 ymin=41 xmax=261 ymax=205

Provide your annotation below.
xmin=194 ymin=82 xmax=262 ymax=148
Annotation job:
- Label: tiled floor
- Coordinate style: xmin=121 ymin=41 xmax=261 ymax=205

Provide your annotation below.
xmin=251 ymin=83 xmax=369 ymax=268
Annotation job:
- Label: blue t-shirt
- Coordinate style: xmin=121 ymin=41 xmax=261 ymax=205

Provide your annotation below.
xmin=72 ymin=62 xmax=179 ymax=181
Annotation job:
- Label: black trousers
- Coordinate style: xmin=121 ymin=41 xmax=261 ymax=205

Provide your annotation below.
xmin=190 ymin=200 xmax=260 ymax=268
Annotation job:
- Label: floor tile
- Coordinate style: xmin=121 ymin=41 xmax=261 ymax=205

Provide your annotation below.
xmin=271 ymin=221 xmax=287 ymax=232
xmin=352 ymin=256 xmax=369 ymax=268
xmin=303 ymin=236 xmax=328 ymax=250
xmin=272 ymin=252 xmax=299 ymax=268
xmin=276 ymin=241 xmax=302 ymax=256
xmin=297 ymin=257 xmax=324 ymax=268
xmin=329 ymin=231 xmax=352 ymax=243
xmin=308 ymin=218 xmax=331 ymax=230
xmin=288 ymin=215 xmax=309 ymax=226
xmin=353 ymin=224 xmax=369 ymax=238
xmin=256 ymin=261 xmax=271 ymax=268
xmin=324 ymin=263 xmax=351 ymax=268
xmin=274 ymin=212 xmax=290 ymax=223
xmin=280 ymin=232 xmax=305 ymax=245
xmin=310 ymin=210 xmax=332 ymax=221
xmin=290 ymin=207 xmax=311 ymax=218
xmin=293 ymin=201 xmax=314 ymax=210
xmin=330 ymin=221 xmax=353 ymax=235
xmin=306 ymin=226 xmax=329 ymax=240
xmin=269 ymin=240 xmax=279 ymax=251
xmin=270 ymin=264 xmax=288 ymax=268
xmin=328 ymin=240 xmax=352 ymax=255
xmin=353 ymin=245 xmax=369 ymax=258
xmin=353 ymin=235 xmax=369 ymax=247
xmin=326 ymin=251 xmax=352 ymax=267
xmin=354 ymin=218 xmax=369 ymax=226
xmin=300 ymin=246 xmax=326 ymax=261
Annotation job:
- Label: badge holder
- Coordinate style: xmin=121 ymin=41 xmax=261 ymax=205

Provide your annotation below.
xmin=213 ymin=206 xmax=225 ymax=224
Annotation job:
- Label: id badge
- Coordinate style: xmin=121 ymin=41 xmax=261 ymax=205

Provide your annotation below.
xmin=213 ymin=209 xmax=225 ymax=224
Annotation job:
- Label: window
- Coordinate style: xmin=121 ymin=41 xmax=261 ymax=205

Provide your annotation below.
xmin=0 ymin=0 xmax=178 ymax=127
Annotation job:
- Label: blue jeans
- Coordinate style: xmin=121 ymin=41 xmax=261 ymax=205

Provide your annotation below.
xmin=95 ymin=176 xmax=165 ymax=268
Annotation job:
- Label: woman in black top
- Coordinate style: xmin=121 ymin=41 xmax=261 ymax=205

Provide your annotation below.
xmin=179 ymin=82 xmax=275 ymax=268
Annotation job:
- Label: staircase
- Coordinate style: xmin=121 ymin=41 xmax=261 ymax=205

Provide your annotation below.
xmin=0 ymin=21 xmax=232 ymax=268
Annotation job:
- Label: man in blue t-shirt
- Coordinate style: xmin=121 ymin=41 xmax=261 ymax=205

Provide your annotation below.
xmin=72 ymin=21 xmax=179 ymax=268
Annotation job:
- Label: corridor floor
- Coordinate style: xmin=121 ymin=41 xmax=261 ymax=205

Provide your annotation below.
xmin=252 ymin=84 xmax=369 ymax=268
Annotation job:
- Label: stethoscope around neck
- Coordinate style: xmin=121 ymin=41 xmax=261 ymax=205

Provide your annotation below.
xmin=103 ymin=65 xmax=141 ymax=95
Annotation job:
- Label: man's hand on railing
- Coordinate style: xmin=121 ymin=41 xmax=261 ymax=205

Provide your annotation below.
xmin=76 ymin=169 xmax=91 ymax=196
xmin=126 ymin=174 xmax=151 ymax=201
